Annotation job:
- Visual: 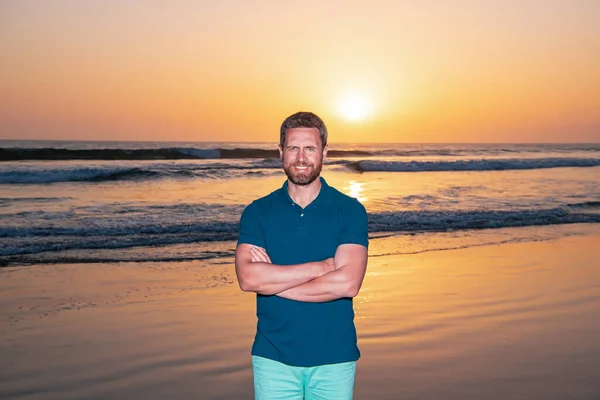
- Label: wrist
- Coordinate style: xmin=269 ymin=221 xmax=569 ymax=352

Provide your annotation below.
xmin=320 ymin=258 xmax=335 ymax=274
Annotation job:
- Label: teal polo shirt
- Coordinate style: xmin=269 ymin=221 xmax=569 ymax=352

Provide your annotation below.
xmin=237 ymin=177 xmax=369 ymax=367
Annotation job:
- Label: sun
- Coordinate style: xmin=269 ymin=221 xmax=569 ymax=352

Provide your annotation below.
xmin=336 ymin=93 xmax=371 ymax=122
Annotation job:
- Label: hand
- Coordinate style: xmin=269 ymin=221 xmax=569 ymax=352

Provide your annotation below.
xmin=323 ymin=257 xmax=335 ymax=272
xmin=251 ymin=246 xmax=272 ymax=263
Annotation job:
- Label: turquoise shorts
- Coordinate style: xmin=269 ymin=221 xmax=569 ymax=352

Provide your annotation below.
xmin=252 ymin=355 xmax=356 ymax=400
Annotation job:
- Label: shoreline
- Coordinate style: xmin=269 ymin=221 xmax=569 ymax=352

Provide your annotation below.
xmin=2 ymin=222 xmax=598 ymax=268
xmin=1 ymin=224 xmax=599 ymax=399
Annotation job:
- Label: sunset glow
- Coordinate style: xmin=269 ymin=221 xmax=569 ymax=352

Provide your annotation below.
xmin=337 ymin=93 xmax=372 ymax=122
xmin=1 ymin=1 xmax=599 ymax=143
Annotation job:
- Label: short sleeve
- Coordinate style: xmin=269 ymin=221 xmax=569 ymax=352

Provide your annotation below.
xmin=338 ymin=199 xmax=369 ymax=248
xmin=237 ymin=201 xmax=266 ymax=248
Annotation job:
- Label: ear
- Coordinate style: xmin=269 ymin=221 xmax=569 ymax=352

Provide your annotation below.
xmin=322 ymin=144 xmax=328 ymax=160
xmin=278 ymin=144 xmax=283 ymax=160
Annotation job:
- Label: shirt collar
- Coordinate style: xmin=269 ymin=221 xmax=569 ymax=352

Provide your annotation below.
xmin=279 ymin=176 xmax=331 ymax=208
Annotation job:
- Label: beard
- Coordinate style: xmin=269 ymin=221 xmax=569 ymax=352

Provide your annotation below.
xmin=283 ymin=160 xmax=323 ymax=186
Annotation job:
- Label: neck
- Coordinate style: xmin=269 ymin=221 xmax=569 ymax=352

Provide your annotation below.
xmin=287 ymin=177 xmax=322 ymax=208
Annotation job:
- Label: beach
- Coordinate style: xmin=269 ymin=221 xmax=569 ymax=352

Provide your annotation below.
xmin=2 ymin=224 xmax=599 ymax=399
xmin=3 ymin=0 xmax=600 ymax=397
xmin=1 ymin=140 xmax=599 ymax=398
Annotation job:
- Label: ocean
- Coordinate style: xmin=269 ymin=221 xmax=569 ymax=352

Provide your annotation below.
xmin=1 ymin=140 xmax=599 ymax=267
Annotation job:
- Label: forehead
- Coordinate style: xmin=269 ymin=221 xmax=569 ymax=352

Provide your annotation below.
xmin=284 ymin=127 xmax=321 ymax=146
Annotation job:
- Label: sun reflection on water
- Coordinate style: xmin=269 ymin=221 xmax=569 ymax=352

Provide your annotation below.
xmin=346 ymin=180 xmax=367 ymax=203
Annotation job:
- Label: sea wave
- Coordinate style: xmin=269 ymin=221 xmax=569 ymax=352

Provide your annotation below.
xmin=0 ymin=164 xmax=283 ymax=184
xmin=567 ymin=200 xmax=600 ymax=209
xmin=367 ymin=206 xmax=600 ymax=233
xmin=2 ymin=205 xmax=599 ymax=264
xmin=3 ymin=142 xmax=600 ymax=162
xmin=0 ymin=251 xmax=235 ymax=266
xmin=0 ymin=167 xmax=160 ymax=184
xmin=349 ymin=157 xmax=600 ymax=172
xmin=0 ymin=196 xmax=72 ymax=207
xmin=0 ymin=147 xmax=371 ymax=161
xmin=2 ymin=156 xmax=599 ymax=184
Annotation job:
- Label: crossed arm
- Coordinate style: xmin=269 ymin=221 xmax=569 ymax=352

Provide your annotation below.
xmin=234 ymin=243 xmax=368 ymax=302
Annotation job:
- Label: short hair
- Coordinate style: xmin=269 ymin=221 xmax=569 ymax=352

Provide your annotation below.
xmin=279 ymin=112 xmax=328 ymax=148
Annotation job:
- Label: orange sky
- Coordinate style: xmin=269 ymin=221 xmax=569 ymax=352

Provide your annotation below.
xmin=1 ymin=1 xmax=599 ymax=143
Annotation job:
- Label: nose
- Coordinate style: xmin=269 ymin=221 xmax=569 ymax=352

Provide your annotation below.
xmin=297 ymin=149 xmax=308 ymax=162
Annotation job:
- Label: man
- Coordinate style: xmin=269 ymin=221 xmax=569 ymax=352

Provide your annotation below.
xmin=235 ymin=111 xmax=369 ymax=399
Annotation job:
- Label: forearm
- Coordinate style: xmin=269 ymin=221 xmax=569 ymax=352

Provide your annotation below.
xmin=276 ymin=268 xmax=357 ymax=302
xmin=236 ymin=260 xmax=328 ymax=295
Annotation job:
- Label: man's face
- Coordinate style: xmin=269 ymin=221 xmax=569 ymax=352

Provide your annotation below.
xmin=279 ymin=127 xmax=327 ymax=186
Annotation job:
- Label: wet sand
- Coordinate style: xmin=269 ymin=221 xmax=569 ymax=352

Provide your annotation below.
xmin=2 ymin=226 xmax=599 ymax=399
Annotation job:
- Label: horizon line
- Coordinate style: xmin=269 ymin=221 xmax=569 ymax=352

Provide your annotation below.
xmin=1 ymin=139 xmax=598 ymax=146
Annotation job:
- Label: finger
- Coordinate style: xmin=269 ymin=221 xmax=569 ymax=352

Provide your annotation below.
xmin=256 ymin=247 xmax=270 ymax=258
xmin=257 ymin=248 xmax=271 ymax=263
xmin=252 ymin=250 xmax=268 ymax=263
